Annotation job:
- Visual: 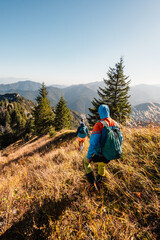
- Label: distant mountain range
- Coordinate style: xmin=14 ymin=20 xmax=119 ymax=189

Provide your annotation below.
xmin=130 ymin=84 xmax=160 ymax=106
xmin=0 ymin=80 xmax=42 ymax=91
xmin=131 ymin=102 xmax=160 ymax=124
xmin=0 ymin=80 xmax=160 ymax=116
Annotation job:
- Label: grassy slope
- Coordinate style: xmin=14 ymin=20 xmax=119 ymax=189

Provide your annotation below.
xmin=0 ymin=127 xmax=160 ymax=240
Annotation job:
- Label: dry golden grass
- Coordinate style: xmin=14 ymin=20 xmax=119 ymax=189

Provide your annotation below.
xmin=0 ymin=127 xmax=160 ymax=240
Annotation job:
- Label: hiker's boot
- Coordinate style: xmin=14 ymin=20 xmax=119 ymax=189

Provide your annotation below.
xmin=86 ymin=172 xmax=98 ymax=192
xmin=95 ymin=175 xmax=104 ymax=190
xmin=86 ymin=171 xmax=95 ymax=184
xmin=96 ymin=174 xmax=104 ymax=184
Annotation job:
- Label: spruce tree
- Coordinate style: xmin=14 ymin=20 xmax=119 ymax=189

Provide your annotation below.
xmin=54 ymin=96 xmax=71 ymax=131
xmin=33 ymin=82 xmax=55 ymax=135
xmin=5 ymin=110 xmax=12 ymax=132
xmin=88 ymin=57 xmax=131 ymax=126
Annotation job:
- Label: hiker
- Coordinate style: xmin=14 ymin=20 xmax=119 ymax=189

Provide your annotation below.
xmin=83 ymin=104 xmax=123 ymax=190
xmin=75 ymin=118 xmax=89 ymax=151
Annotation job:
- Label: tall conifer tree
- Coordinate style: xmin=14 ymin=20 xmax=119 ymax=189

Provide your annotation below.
xmin=88 ymin=58 xmax=131 ymax=126
xmin=54 ymin=96 xmax=71 ymax=131
xmin=33 ymin=82 xmax=55 ymax=135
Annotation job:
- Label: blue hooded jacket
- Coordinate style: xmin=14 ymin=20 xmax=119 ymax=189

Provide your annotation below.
xmin=87 ymin=104 xmax=123 ymax=159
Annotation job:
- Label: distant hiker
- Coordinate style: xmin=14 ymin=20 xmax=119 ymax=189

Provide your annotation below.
xmin=83 ymin=104 xmax=123 ymax=190
xmin=75 ymin=118 xmax=89 ymax=151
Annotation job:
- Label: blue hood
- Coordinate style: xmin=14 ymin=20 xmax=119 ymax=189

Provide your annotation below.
xmin=98 ymin=104 xmax=110 ymax=119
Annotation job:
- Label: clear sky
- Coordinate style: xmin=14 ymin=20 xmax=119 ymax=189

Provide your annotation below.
xmin=0 ymin=0 xmax=160 ymax=86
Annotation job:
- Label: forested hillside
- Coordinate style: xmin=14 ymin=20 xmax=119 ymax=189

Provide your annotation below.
xmin=0 ymin=94 xmax=35 ymax=148
xmin=0 ymin=93 xmax=81 ymax=148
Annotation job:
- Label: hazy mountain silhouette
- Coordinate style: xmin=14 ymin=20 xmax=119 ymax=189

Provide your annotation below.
xmin=0 ymin=80 xmax=160 ymax=114
xmin=0 ymin=80 xmax=41 ymax=92
xmin=130 ymin=84 xmax=160 ymax=106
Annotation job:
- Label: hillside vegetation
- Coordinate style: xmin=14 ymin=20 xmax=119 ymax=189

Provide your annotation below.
xmin=0 ymin=93 xmax=81 ymax=148
xmin=0 ymin=126 xmax=160 ymax=239
xmin=0 ymin=96 xmax=35 ymax=148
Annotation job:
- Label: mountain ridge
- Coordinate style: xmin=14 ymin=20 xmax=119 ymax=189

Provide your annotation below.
xmin=131 ymin=102 xmax=160 ymax=124
xmin=0 ymin=80 xmax=160 ymax=114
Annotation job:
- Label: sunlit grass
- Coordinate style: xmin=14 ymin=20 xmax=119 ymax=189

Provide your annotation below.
xmin=0 ymin=127 xmax=160 ymax=239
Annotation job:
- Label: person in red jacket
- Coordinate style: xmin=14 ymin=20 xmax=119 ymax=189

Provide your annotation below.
xmin=83 ymin=104 xmax=123 ymax=190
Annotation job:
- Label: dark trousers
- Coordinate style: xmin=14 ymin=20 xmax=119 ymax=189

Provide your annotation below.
xmin=91 ymin=154 xmax=110 ymax=164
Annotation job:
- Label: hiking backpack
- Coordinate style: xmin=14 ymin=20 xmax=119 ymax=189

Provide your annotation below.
xmin=79 ymin=126 xmax=86 ymax=135
xmin=100 ymin=120 xmax=122 ymax=161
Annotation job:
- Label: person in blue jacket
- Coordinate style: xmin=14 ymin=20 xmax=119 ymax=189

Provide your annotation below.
xmin=83 ymin=104 xmax=123 ymax=190
xmin=75 ymin=118 xmax=89 ymax=151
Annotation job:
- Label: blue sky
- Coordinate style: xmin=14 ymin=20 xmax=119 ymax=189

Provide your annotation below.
xmin=0 ymin=0 xmax=160 ymax=86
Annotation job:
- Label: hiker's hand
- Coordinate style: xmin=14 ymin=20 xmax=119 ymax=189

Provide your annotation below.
xmin=87 ymin=158 xmax=92 ymax=163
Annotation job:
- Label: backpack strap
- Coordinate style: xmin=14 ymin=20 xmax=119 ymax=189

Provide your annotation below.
xmin=100 ymin=120 xmax=109 ymax=128
xmin=99 ymin=120 xmax=109 ymax=149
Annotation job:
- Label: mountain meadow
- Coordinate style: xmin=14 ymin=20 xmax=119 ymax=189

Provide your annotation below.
xmin=0 ymin=126 xmax=160 ymax=239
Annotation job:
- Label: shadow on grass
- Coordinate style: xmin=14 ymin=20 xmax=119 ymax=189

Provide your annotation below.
xmin=0 ymin=194 xmax=76 ymax=240
xmin=1 ymin=131 xmax=76 ymax=171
